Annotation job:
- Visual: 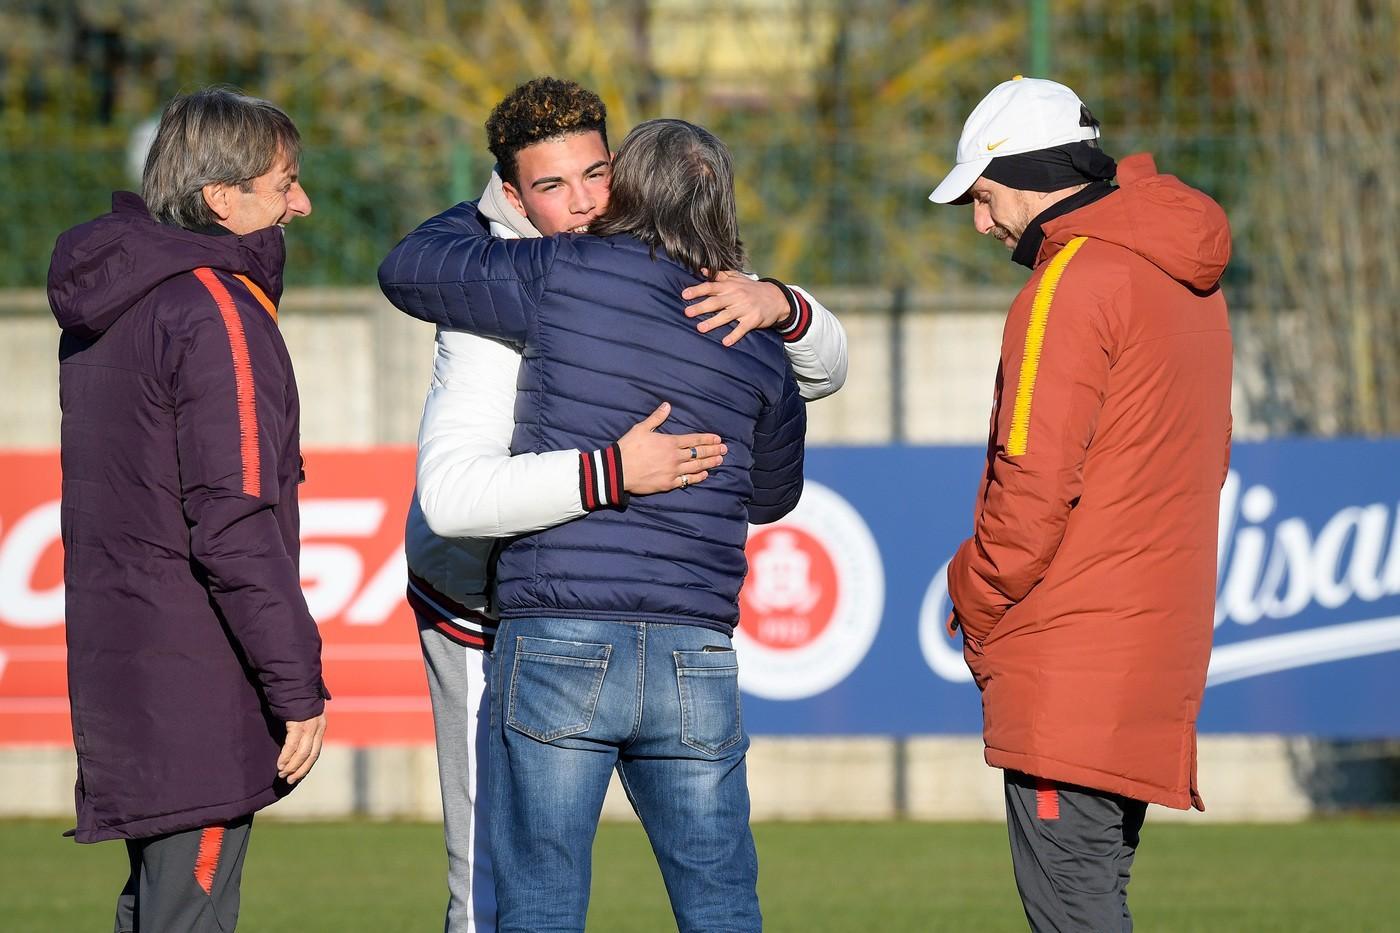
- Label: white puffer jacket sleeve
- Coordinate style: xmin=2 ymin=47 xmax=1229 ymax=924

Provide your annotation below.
xmin=763 ymin=279 xmax=849 ymax=401
xmin=414 ymin=327 xmax=586 ymax=539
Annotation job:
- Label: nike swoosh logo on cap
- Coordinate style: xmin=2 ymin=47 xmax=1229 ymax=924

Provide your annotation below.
xmin=986 ymin=138 xmax=1010 ymax=151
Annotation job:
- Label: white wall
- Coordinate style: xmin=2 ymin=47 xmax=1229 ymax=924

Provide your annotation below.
xmin=0 ymin=286 xmax=1265 ymax=449
xmin=0 ymin=735 xmax=1325 ymax=824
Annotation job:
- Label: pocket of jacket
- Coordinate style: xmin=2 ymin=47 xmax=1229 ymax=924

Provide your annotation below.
xmin=960 ymin=633 xmax=993 ymax=691
xmin=506 ymin=636 xmax=611 ymax=743
xmin=675 ymin=648 xmax=743 ymax=756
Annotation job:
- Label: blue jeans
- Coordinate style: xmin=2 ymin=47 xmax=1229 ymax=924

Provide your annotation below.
xmin=487 ymin=617 xmax=761 ymax=933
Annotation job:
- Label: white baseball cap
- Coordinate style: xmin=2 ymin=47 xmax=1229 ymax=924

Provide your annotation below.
xmin=928 ymin=76 xmax=1100 ymax=204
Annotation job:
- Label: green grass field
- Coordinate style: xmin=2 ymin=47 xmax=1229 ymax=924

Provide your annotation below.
xmin=2 ymin=818 xmax=1397 ymax=931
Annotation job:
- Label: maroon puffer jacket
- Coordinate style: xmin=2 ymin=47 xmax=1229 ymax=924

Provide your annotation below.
xmin=49 ymin=192 xmax=327 ymax=842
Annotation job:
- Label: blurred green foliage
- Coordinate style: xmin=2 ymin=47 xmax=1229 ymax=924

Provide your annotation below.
xmin=0 ymin=0 xmax=1252 ymax=290
xmin=5 ymin=0 xmax=1398 ymax=432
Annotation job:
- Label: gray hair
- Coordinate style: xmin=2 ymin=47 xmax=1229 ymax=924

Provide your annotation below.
xmin=141 ymin=86 xmax=301 ymax=230
xmin=589 ymin=119 xmax=745 ymax=277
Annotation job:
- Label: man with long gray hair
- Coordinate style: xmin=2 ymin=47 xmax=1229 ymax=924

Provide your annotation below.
xmin=399 ymin=76 xmax=845 ymax=933
xmin=380 ymin=118 xmax=801 ymax=932
xmin=47 ymin=86 xmax=328 ymax=931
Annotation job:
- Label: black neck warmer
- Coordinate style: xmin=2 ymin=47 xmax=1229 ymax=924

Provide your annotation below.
xmin=1010 ymin=180 xmax=1117 ymax=269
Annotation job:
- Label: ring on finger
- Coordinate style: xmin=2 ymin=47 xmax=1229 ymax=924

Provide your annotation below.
xmin=680 ymin=475 xmax=690 ymax=489
xmin=689 ymin=446 xmax=698 ymax=460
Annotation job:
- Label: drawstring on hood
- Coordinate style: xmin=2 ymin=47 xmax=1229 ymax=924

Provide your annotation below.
xmin=477 ymin=169 xmax=540 ymax=239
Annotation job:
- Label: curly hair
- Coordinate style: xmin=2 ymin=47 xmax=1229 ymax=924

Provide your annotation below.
xmin=485 ymin=77 xmax=609 ymax=187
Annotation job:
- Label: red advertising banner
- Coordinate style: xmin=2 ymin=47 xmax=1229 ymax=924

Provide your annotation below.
xmin=0 ymin=449 xmax=431 ymax=746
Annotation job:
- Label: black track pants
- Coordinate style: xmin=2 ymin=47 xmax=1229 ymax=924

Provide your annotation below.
xmin=1004 ymin=770 xmax=1148 ymax=933
xmin=113 ymin=814 xmax=253 ymax=932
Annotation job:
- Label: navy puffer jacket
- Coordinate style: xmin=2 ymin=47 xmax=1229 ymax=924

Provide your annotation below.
xmin=380 ymin=203 xmax=805 ymax=634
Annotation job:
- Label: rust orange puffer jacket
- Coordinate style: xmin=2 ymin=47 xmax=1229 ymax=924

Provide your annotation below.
xmin=948 ymin=154 xmax=1232 ymax=810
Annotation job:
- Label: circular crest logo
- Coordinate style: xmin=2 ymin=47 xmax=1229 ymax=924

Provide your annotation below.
xmin=734 ymin=482 xmax=884 ymax=700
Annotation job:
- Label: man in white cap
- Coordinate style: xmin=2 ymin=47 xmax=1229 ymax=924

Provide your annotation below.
xmin=931 ymin=76 xmax=1234 ymax=931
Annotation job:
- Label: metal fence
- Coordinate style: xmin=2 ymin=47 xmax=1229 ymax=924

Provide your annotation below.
xmin=3 ymin=0 xmax=1397 ymax=432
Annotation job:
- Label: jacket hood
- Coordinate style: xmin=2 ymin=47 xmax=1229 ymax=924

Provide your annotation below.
xmin=1041 ymin=153 xmax=1231 ymax=291
xmin=48 ymin=192 xmax=287 ymax=339
xmin=478 ymin=169 xmax=541 ymax=239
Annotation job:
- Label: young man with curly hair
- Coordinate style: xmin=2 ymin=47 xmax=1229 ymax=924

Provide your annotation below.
xmin=397 ymin=77 xmax=847 ymax=933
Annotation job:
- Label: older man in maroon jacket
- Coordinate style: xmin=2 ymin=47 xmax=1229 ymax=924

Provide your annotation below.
xmin=48 ymin=87 xmax=328 ymax=932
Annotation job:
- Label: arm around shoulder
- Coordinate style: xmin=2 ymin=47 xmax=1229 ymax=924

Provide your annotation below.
xmin=377 ymin=201 xmax=558 ymax=342
xmin=762 ymin=279 xmax=849 ymax=401
xmin=414 ymin=330 xmax=588 ymax=538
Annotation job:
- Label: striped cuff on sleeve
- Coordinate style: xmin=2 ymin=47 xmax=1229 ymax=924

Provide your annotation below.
xmin=579 ymin=443 xmax=628 ymax=512
xmin=759 ymin=277 xmax=813 ymax=343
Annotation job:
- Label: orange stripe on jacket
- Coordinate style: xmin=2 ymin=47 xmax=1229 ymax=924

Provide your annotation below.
xmin=194 ymin=268 xmax=261 ymax=497
xmin=233 ymin=273 xmax=278 ymax=323
xmin=193 ymin=825 xmax=226 ymax=894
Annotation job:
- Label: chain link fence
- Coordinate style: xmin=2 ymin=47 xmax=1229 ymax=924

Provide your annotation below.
xmin=3 ymin=0 xmax=1397 ymax=433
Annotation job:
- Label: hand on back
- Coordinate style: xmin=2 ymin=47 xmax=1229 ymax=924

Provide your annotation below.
xmin=681 ymin=271 xmax=792 ymax=347
xmin=617 ymin=403 xmax=727 ymax=494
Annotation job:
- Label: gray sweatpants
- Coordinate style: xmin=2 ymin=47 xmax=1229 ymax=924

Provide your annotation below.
xmin=417 ymin=615 xmax=496 ymax=933
xmin=1004 ymin=770 xmax=1148 ymax=933
xmin=113 ymin=815 xmax=252 ymax=932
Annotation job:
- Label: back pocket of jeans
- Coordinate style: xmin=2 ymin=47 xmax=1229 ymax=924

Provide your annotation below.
xmin=506 ymin=636 xmax=611 ymax=743
xmin=675 ymin=649 xmax=743 ymax=756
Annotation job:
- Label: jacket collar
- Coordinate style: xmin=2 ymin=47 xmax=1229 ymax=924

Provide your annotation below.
xmin=1014 ymin=181 xmax=1116 ymax=269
